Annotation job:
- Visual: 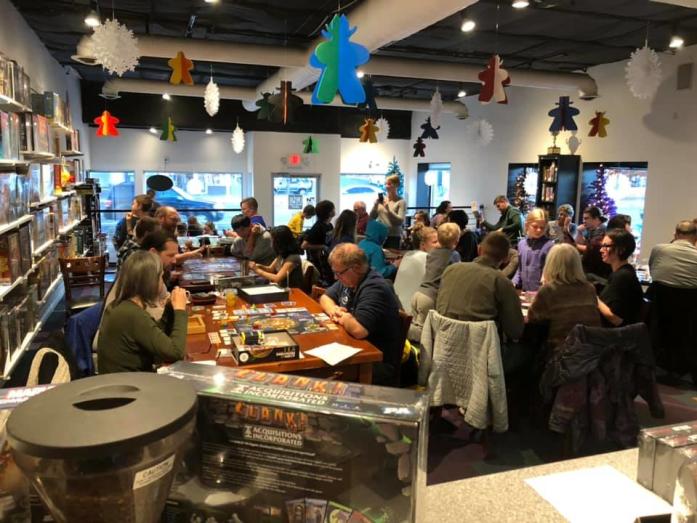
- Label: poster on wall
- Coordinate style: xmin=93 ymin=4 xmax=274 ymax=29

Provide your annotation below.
xmin=506 ymin=163 xmax=539 ymax=216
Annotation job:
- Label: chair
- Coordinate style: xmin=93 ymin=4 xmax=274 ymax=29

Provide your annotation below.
xmin=59 ymin=255 xmax=107 ymax=318
xmin=393 ymin=250 xmax=427 ymax=314
xmin=311 ymin=285 xmax=326 ymax=302
xmin=301 ymin=259 xmax=320 ymax=295
xmin=396 ymin=311 xmax=413 ymax=387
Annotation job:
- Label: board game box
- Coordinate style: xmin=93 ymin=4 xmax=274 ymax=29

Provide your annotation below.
xmin=158 ymin=362 xmax=428 ymax=523
xmin=239 ymin=284 xmax=290 ymax=304
xmin=231 ymin=330 xmax=300 ymax=366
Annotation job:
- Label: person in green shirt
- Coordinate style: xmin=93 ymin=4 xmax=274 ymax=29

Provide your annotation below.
xmin=480 ymin=195 xmax=524 ymax=246
xmin=98 ymin=250 xmax=189 ymax=374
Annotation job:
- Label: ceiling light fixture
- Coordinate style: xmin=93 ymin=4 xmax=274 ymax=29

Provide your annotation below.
xmin=512 ymin=0 xmax=529 ymax=8
xmin=669 ymin=34 xmax=684 ymax=49
xmin=149 ymin=127 xmax=157 ymax=134
xmin=204 ymin=0 xmax=219 ymax=3
xmin=84 ymin=9 xmax=100 ymax=28
xmin=205 ymin=128 xmax=213 ymax=135
xmin=461 ymin=18 xmax=476 ymax=32
xmin=162 ymin=93 xmax=171 ymax=101
xmin=457 ymin=89 xmax=467 ymax=98
xmin=356 ymin=70 xmax=365 ymax=79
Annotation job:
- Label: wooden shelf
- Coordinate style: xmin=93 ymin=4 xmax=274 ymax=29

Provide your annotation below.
xmin=0 ymin=158 xmax=28 ymax=168
xmin=30 ymin=196 xmax=58 ymax=209
xmin=59 ymin=220 xmax=80 ymax=235
xmin=20 ymin=150 xmax=56 ymax=162
xmin=61 ymin=150 xmax=83 ymax=157
xmin=50 ymin=122 xmax=72 ymax=134
xmin=33 ymin=238 xmax=56 ymax=257
xmin=0 ymin=94 xmax=32 ymax=113
xmin=0 ymin=214 xmax=33 ymax=236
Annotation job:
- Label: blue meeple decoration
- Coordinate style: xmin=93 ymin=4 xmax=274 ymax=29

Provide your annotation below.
xmin=309 ymin=14 xmax=370 ymax=105
xmin=548 ymin=96 xmax=580 ymax=133
xmin=357 ymin=77 xmax=378 ymax=113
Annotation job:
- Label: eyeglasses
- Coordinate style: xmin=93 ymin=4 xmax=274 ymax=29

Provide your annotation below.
xmin=599 ymin=243 xmax=614 ymax=250
xmin=333 ymin=266 xmax=352 ymax=277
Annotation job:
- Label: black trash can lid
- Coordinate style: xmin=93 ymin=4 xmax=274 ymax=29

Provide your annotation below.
xmin=7 ymin=373 xmax=197 ymax=459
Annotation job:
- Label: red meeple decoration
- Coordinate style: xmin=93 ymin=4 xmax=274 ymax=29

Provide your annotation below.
xmin=93 ymin=110 xmax=119 ymax=137
xmin=168 ymin=51 xmax=194 ymax=85
xmin=478 ymin=54 xmax=511 ymax=105
xmin=588 ymin=111 xmax=610 ymax=138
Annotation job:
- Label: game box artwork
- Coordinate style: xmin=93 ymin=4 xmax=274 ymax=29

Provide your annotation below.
xmin=159 ymin=362 xmax=428 ymax=523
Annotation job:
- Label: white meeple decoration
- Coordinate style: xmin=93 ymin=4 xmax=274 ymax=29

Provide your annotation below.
xmin=231 ymin=124 xmax=245 ymax=154
xmin=375 ymin=117 xmax=390 ymax=142
xmin=429 ymin=90 xmax=443 ymax=128
xmin=91 ymin=18 xmax=140 ymax=77
xmin=204 ymin=78 xmax=220 ymax=117
xmin=465 ymin=118 xmax=494 ymax=147
xmin=625 ymin=45 xmax=662 ymax=100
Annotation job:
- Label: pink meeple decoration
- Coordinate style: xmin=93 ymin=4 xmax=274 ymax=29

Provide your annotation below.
xmin=478 ymin=54 xmax=511 ymax=105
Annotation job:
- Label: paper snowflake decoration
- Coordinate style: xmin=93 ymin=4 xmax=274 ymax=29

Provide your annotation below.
xmin=625 ymin=45 xmax=662 ymax=100
xmin=430 ymin=90 xmax=443 ymax=128
xmin=204 ymin=78 xmax=220 ymax=117
xmin=375 ymin=117 xmax=390 ymax=142
xmin=231 ymin=124 xmax=245 ymax=154
xmin=466 ymin=119 xmax=494 ymax=147
xmin=91 ymin=18 xmax=140 ymax=77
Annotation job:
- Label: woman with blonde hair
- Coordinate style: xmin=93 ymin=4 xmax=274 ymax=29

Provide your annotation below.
xmin=527 ymin=244 xmax=601 ymax=351
xmin=370 ymin=174 xmax=406 ymax=249
xmin=513 ymin=208 xmax=555 ymax=291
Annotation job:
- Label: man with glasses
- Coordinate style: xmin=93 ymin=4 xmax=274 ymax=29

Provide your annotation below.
xmin=319 ymin=244 xmax=402 ymax=386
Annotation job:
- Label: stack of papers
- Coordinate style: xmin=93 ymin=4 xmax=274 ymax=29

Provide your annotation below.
xmin=304 ymin=343 xmax=362 ymax=366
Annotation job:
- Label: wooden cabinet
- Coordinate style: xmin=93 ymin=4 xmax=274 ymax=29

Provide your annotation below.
xmin=536 ymin=154 xmax=580 ymax=221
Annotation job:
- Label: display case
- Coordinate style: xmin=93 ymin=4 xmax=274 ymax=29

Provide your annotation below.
xmin=535 ymin=154 xmax=581 ymax=221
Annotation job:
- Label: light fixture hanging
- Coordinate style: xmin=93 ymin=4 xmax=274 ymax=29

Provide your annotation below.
xmin=512 ymin=0 xmax=529 ymax=8
xmin=84 ymin=9 xmax=100 ymax=28
xmin=669 ymin=34 xmax=684 ymax=49
xmin=457 ymin=89 xmax=467 ymax=98
xmin=162 ymin=93 xmax=171 ymax=101
xmin=149 ymin=127 xmax=157 ymax=134
xmin=461 ymin=18 xmax=476 ymax=32
xmin=204 ymin=0 xmax=219 ymax=3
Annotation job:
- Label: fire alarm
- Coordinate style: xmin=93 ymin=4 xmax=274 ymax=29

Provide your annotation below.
xmin=288 ymin=154 xmax=302 ymax=166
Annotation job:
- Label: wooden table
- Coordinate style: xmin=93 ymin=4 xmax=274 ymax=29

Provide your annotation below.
xmin=185 ymin=288 xmax=384 ymax=384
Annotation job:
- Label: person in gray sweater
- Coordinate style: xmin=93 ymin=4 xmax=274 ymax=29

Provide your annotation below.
xmin=408 ymin=223 xmax=461 ymax=341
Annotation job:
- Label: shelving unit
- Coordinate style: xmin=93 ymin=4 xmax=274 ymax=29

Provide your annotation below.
xmin=21 ymin=151 xmax=55 ymax=162
xmin=0 ymin=214 xmax=33 ymax=236
xmin=0 ymin=93 xmax=32 ymax=113
xmin=535 ymin=154 xmax=581 ymax=221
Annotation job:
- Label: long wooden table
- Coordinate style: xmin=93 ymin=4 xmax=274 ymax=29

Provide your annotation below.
xmin=185 ymin=287 xmax=384 ymax=384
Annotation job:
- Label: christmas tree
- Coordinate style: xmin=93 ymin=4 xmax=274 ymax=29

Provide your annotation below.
xmin=587 ymin=165 xmax=617 ymax=217
xmin=386 ymin=156 xmax=404 ymax=198
xmin=512 ymin=171 xmax=531 ymax=214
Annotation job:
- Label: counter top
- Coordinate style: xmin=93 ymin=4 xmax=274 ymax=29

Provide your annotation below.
xmin=424 ymin=449 xmax=640 ymax=522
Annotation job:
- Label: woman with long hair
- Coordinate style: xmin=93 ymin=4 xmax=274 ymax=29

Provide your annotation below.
xmin=329 ymin=209 xmax=357 ymax=249
xmin=249 ymin=225 xmax=305 ymax=288
xmin=370 ymin=174 xmax=406 ymax=249
xmin=98 ymin=250 xmax=188 ymax=373
xmin=431 ymin=200 xmax=452 ymax=229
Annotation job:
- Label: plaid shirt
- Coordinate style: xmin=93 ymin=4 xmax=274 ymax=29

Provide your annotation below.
xmin=117 ymin=239 xmax=140 ymax=270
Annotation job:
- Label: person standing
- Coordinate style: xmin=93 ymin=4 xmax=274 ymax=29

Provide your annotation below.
xmin=480 ymin=195 xmax=524 ymax=246
xmin=447 ymin=209 xmax=478 ymax=262
xmin=370 ymin=175 xmax=406 ymax=249
xmin=329 ymin=210 xmax=357 ymax=250
xmin=513 ymin=208 xmax=555 ymax=291
xmin=649 ymin=220 xmax=697 ymax=288
xmin=287 ymin=204 xmax=316 ymax=238
xmin=240 ymin=197 xmax=267 ymax=228
xmin=575 ymin=205 xmax=610 ymax=280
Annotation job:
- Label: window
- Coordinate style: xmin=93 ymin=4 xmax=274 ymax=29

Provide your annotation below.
xmin=88 ymin=170 xmax=136 ymax=260
xmin=415 ymin=163 xmax=451 ymax=210
xmin=272 ymin=174 xmax=319 ymax=228
xmin=144 ymin=171 xmax=243 ymax=234
xmin=340 ymin=174 xmax=384 ymax=212
xmin=507 ymin=163 xmax=539 ymax=216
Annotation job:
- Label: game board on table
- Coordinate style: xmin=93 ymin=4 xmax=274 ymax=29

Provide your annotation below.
xmin=210 ymin=306 xmax=338 ymax=335
xmin=180 ymin=258 xmax=243 ymax=282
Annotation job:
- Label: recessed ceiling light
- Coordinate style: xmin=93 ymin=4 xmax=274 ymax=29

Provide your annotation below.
xmin=669 ymin=35 xmax=684 ymax=49
xmin=204 ymin=0 xmax=219 ymax=3
xmin=457 ymin=89 xmax=467 ymax=98
xmin=162 ymin=93 xmax=171 ymax=101
xmin=461 ymin=19 xmax=476 ymax=32
xmin=356 ymin=70 xmax=365 ymax=79
xmin=512 ymin=0 xmax=529 ymax=8
xmin=149 ymin=127 xmax=157 ymax=134
xmin=84 ymin=9 xmax=100 ymax=28
xmin=205 ymin=128 xmax=213 ymax=135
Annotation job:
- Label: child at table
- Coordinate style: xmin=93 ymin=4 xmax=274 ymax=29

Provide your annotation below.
xmin=248 ymin=225 xmax=305 ymax=289
xmin=513 ymin=208 xmax=555 ymax=291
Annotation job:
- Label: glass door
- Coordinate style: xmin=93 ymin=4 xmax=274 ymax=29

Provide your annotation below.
xmin=272 ymin=174 xmax=319 ymax=228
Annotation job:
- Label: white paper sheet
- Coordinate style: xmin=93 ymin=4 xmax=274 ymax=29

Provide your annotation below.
xmin=304 ymin=343 xmax=362 ymax=366
xmin=525 ymin=465 xmax=672 ymax=523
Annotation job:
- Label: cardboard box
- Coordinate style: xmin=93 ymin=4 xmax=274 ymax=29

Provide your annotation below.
xmin=231 ymin=330 xmax=299 ymax=365
xmin=159 ymin=362 xmax=428 ymax=523
xmin=638 ymin=422 xmax=697 ymax=491
xmin=238 ymin=284 xmax=289 ymax=304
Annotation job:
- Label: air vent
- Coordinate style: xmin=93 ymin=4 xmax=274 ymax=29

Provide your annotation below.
xmin=677 ymin=63 xmax=693 ymax=90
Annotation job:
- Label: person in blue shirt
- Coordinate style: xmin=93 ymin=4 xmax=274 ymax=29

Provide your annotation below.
xmin=240 ymin=197 xmax=267 ymax=228
xmin=358 ymin=219 xmax=396 ymax=279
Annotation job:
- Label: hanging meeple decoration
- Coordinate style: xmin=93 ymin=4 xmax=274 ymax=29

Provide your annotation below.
xmin=478 ymin=55 xmax=510 ymax=105
xmin=588 ymin=111 xmax=610 ymax=138
xmin=375 ymin=117 xmax=390 ymax=142
xmin=256 ymin=93 xmax=274 ymax=121
xmin=268 ymin=81 xmax=303 ymax=124
xmin=231 ymin=124 xmax=245 ymax=154
xmin=430 ymin=90 xmax=443 ymax=128
xmin=466 ymin=119 xmax=494 ymax=147
xmin=412 ymin=137 xmax=426 ymax=157
xmin=420 ymin=117 xmax=440 ymax=140
xmin=204 ymin=77 xmax=220 ymax=117
xmin=548 ymin=96 xmax=580 ymax=133
xmin=358 ymin=118 xmax=379 ymax=143
xmin=303 ymin=136 xmax=319 ymax=154
xmin=160 ymin=116 xmax=177 ymax=142
xmin=357 ymin=77 xmax=378 ymax=113
xmin=91 ymin=18 xmax=140 ymax=76
xmin=168 ymin=51 xmax=194 ymax=85
xmin=309 ymin=14 xmax=370 ymax=104
xmin=93 ymin=110 xmax=120 ymax=137
xmin=625 ymin=45 xmax=662 ymax=100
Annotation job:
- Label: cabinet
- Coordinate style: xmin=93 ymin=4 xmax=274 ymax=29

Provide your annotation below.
xmin=536 ymin=154 xmax=581 ymax=221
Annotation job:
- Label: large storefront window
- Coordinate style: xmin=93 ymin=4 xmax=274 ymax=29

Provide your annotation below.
xmin=339 ymin=174 xmax=384 ymax=213
xmin=88 ymin=170 xmax=136 ymax=259
xmin=272 ymin=174 xmax=319 ymax=228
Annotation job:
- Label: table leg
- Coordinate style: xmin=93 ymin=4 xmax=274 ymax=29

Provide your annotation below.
xmin=358 ymin=363 xmax=373 ymax=384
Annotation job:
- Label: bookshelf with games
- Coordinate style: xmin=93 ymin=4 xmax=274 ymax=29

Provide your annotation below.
xmin=535 ymin=154 xmax=581 ymax=221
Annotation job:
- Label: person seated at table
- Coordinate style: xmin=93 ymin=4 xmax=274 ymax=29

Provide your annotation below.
xmin=329 ymin=210 xmax=357 ymax=250
xmin=248 ymin=226 xmax=304 ymax=289
xmin=241 ymin=197 xmax=266 ymax=228
xmin=301 ymin=200 xmax=336 ymax=285
xmin=358 ymin=219 xmax=396 ymax=279
xmin=408 ymin=223 xmax=461 ymax=341
xmin=320 ymin=244 xmax=402 ymax=386
xmin=98 ymin=250 xmax=188 ymax=374
xmin=437 ymin=232 xmax=525 ymax=374
xmin=574 ymin=205 xmax=610 ymax=281
xmin=607 ymin=213 xmax=632 ymax=232
xmin=186 ymin=215 xmax=204 ymax=236
xmin=394 ymin=226 xmax=437 ymax=313
xmin=288 ymin=204 xmax=316 ymax=239
xmin=447 ymin=209 xmax=478 ymax=262
xmin=649 ymin=220 xmax=697 ymax=289
xmin=500 ymin=247 xmax=520 ymax=280
xmin=116 ymin=216 xmax=160 ymax=270
xmin=229 ymin=214 xmax=276 ymax=266
xmin=597 ymin=229 xmax=643 ymax=327
xmin=547 ymin=204 xmax=577 ymax=244
xmin=527 ymin=244 xmax=601 ymax=351
xmin=155 ymin=206 xmax=205 ymax=263
xmin=431 ymin=200 xmax=452 ymax=229
xmin=113 ymin=194 xmax=153 ymax=249
xmin=203 ymin=221 xmax=218 ymax=236
xmin=354 ymin=201 xmax=369 ymax=236
xmin=513 ymin=208 xmax=555 ymax=292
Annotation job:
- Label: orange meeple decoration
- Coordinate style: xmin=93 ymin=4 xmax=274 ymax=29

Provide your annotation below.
xmin=93 ymin=110 xmax=119 ymax=137
xmin=168 ymin=51 xmax=194 ymax=85
xmin=358 ymin=118 xmax=379 ymax=143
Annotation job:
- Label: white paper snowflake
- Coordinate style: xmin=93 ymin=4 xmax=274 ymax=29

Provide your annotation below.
xmin=91 ymin=18 xmax=140 ymax=77
xmin=430 ymin=90 xmax=443 ymax=128
xmin=466 ymin=119 xmax=494 ymax=147
xmin=375 ymin=117 xmax=390 ymax=142
xmin=204 ymin=78 xmax=220 ymax=117
xmin=231 ymin=124 xmax=245 ymax=154
xmin=625 ymin=45 xmax=662 ymax=100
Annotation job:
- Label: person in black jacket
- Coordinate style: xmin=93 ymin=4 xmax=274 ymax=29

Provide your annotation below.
xmin=479 ymin=195 xmax=523 ymax=246
xmin=447 ymin=209 xmax=478 ymax=262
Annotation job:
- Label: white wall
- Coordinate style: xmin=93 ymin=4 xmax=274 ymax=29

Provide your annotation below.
xmin=0 ymin=0 xmax=91 ymax=166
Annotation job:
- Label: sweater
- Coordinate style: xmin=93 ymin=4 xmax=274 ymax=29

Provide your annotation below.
xmin=512 ymin=236 xmax=555 ymax=291
xmin=418 ymin=247 xmax=461 ymax=300
xmin=370 ymin=198 xmax=406 ymax=239
xmin=482 ymin=205 xmax=523 ymax=244
xmin=97 ymin=300 xmax=188 ymax=373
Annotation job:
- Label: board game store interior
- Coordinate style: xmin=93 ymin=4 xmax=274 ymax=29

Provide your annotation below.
xmin=1 ymin=0 xmax=697 ymax=521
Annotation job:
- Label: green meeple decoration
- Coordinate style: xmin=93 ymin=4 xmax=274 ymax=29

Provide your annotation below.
xmin=160 ymin=116 xmax=177 ymax=142
xmin=303 ymin=136 xmax=319 ymax=154
xmin=256 ymin=92 xmax=274 ymax=122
